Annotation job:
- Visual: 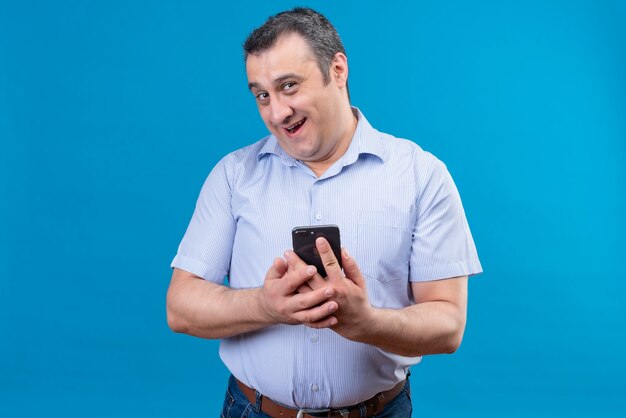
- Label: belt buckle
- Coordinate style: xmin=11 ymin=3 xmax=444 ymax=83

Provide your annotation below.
xmin=296 ymin=408 xmax=350 ymax=418
xmin=296 ymin=408 xmax=332 ymax=418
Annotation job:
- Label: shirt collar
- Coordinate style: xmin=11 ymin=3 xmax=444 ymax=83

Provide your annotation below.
xmin=257 ymin=133 xmax=297 ymax=166
xmin=256 ymin=107 xmax=386 ymax=165
xmin=342 ymin=107 xmax=386 ymax=165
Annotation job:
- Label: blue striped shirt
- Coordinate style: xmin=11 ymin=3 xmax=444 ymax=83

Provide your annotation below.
xmin=171 ymin=108 xmax=482 ymax=408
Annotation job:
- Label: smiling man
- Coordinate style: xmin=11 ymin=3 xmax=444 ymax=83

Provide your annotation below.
xmin=246 ymin=32 xmax=355 ymax=177
xmin=167 ymin=7 xmax=482 ymax=418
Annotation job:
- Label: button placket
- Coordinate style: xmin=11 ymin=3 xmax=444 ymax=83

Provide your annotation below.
xmin=311 ymin=182 xmax=323 ymax=224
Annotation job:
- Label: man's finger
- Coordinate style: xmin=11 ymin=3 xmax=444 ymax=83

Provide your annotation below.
xmin=293 ymin=299 xmax=338 ymax=324
xmin=341 ymin=248 xmax=366 ymax=288
xmin=306 ymin=273 xmax=327 ymax=290
xmin=289 ymin=286 xmax=335 ymax=313
xmin=284 ymin=250 xmax=309 ymax=269
xmin=296 ymin=283 xmax=313 ymax=293
xmin=305 ymin=315 xmax=338 ymax=329
xmin=280 ymin=251 xmax=319 ymax=292
xmin=285 ymin=250 xmax=327 ymax=290
xmin=266 ymin=257 xmax=288 ymax=281
xmin=315 ymin=237 xmax=343 ymax=280
xmin=282 ymin=267 xmax=317 ymax=294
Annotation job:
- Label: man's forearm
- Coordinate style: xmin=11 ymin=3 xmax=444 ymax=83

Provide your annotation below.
xmin=349 ymin=301 xmax=467 ymax=357
xmin=166 ymin=263 xmax=339 ymax=340
xmin=166 ymin=271 xmax=273 ymax=339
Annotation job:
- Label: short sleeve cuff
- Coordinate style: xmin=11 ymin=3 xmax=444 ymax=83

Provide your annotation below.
xmin=170 ymin=254 xmax=226 ymax=283
xmin=410 ymin=258 xmax=483 ymax=282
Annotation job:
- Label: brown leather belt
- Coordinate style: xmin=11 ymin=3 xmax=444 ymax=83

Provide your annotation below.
xmin=235 ymin=378 xmax=406 ymax=418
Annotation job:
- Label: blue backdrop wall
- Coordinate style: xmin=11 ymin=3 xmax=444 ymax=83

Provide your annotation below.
xmin=1 ymin=1 xmax=625 ymax=416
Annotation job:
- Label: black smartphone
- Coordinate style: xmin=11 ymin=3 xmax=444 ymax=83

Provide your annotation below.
xmin=292 ymin=225 xmax=342 ymax=277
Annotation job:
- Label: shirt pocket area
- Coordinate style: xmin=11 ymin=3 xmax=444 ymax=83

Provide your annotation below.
xmin=356 ymin=210 xmax=413 ymax=283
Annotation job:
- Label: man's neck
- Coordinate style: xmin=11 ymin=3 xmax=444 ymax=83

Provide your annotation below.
xmin=306 ymin=108 xmax=358 ymax=177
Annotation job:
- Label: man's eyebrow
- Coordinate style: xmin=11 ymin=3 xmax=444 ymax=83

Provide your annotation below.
xmin=274 ymin=73 xmax=303 ymax=84
xmin=248 ymin=73 xmax=304 ymax=91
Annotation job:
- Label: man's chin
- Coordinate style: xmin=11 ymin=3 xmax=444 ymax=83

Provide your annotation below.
xmin=275 ymin=138 xmax=314 ymax=158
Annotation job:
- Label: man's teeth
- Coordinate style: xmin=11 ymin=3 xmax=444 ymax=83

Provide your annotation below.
xmin=287 ymin=119 xmax=304 ymax=133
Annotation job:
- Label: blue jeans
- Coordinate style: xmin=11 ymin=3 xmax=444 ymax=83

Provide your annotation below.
xmin=220 ymin=375 xmax=412 ymax=418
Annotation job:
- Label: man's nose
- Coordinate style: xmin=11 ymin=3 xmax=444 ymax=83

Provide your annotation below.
xmin=268 ymin=97 xmax=294 ymax=126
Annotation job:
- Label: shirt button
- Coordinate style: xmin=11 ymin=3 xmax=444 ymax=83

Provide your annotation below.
xmin=315 ymin=214 xmax=322 ymax=220
xmin=311 ymin=384 xmax=319 ymax=392
xmin=310 ymin=335 xmax=319 ymax=342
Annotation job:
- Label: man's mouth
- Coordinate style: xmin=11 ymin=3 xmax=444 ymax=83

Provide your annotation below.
xmin=285 ymin=118 xmax=306 ymax=134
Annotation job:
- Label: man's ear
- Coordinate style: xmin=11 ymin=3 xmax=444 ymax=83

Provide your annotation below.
xmin=331 ymin=52 xmax=349 ymax=89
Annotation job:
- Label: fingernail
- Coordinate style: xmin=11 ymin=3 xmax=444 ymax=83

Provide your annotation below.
xmin=284 ymin=251 xmax=291 ymax=259
xmin=324 ymin=288 xmax=334 ymax=297
xmin=316 ymin=237 xmax=327 ymax=247
xmin=342 ymin=248 xmax=350 ymax=258
xmin=328 ymin=302 xmax=337 ymax=312
xmin=306 ymin=266 xmax=316 ymax=275
xmin=329 ymin=317 xmax=338 ymax=326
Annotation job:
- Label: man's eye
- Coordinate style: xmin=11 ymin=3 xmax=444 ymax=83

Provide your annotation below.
xmin=256 ymin=92 xmax=269 ymax=102
xmin=282 ymin=82 xmax=296 ymax=91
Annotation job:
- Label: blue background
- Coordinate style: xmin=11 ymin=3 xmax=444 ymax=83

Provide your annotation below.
xmin=1 ymin=1 xmax=625 ymax=416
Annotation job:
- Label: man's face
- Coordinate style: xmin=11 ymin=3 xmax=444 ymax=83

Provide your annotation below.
xmin=246 ymin=33 xmax=349 ymax=165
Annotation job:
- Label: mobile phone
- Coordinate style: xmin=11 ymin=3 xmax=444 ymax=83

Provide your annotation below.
xmin=292 ymin=225 xmax=342 ymax=277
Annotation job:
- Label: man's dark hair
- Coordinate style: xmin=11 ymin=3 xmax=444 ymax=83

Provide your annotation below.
xmin=243 ymin=7 xmax=347 ymax=85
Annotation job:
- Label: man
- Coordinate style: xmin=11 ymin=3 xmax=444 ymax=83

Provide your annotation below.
xmin=167 ymin=7 xmax=482 ymax=418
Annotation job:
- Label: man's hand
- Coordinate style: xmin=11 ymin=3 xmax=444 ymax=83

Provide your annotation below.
xmin=286 ymin=237 xmax=375 ymax=339
xmin=258 ymin=255 xmax=338 ymax=326
xmin=284 ymin=238 xmax=468 ymax=356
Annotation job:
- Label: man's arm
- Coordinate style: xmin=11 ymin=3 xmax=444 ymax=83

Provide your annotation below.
xmin=304 ymin=237 xmax=467 ymax=357
xmin=166 ymin=257 xmax=338 ymax=339
xmin=352 ymin=276 xmax=467 ymax=357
